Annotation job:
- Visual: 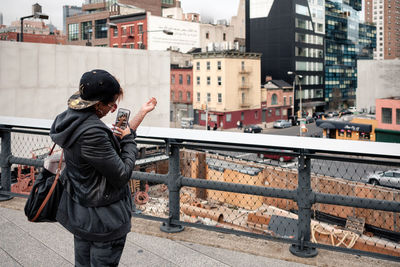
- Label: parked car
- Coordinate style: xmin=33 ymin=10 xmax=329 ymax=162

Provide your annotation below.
xmin=362 ymin=169 xmax=400 ymax=189
xmin=243 ymin=124 xmax=263 ymax=133
xmin=258 ymin=149 xmax=295 ymax=162
xmin=313 ymin=112 xmax=325 ymax=119
xmin=339 ymin=109 xmax=353 ymax=115
xmin=273 ymin=120 xmax=292 ymax=128
xmin=327 ymin=111 xmax=339 ymax=117
xmin=348 ymin=106 xmax=357 ymax=113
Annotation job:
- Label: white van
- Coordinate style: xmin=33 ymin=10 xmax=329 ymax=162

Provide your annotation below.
xmin=180 ymin=117 xmax=194 ymax=129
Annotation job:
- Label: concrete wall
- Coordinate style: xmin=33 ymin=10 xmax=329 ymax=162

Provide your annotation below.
xmin=357 ymin=59 xmax=400 ymax=113
xmin=0 ymin=42 xmax=170 ymax=127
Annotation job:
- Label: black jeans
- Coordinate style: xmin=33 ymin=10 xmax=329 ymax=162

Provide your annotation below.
xmin=74 ymin=235 xmax=127 ymax=267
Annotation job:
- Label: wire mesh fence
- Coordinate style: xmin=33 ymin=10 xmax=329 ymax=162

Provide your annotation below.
xmin=1 ymin=126 xmax=400 ymax=261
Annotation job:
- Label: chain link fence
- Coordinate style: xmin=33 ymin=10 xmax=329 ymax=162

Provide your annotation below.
xmin=1 ymin=126 xmax=399 ymax=262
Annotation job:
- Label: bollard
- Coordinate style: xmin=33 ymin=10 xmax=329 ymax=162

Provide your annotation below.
xmin=160 ymin=145 xmax=184 ymax=233
xmin=290 ymin=150 xmax=317 ymax=257
xmin=0 ymin=128 xmax=13 ymax=201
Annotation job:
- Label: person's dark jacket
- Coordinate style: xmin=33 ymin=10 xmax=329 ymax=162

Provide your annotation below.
xmin=50 ymin=108 xmax=138 ymax=242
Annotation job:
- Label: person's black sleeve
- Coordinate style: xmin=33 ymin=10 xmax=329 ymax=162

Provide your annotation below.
xmin=80 ymin=128 xmax=138 ymax=189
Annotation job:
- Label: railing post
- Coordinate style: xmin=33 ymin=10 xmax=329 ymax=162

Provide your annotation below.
xmin=0 ymin=128 xmax=13 ymax=201
xmin=290 ymin=150 xmax=317 ymax=257
xmin=160 ymin=144 xmax=184 ymax=233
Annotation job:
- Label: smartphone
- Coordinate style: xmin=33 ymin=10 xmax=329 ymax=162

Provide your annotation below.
xmin=114 ymin=108 xmax=131 ymax=132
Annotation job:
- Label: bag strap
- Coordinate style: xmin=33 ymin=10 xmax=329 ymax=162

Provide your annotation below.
xmin=31 ymin=150 xmax=64 ymax=222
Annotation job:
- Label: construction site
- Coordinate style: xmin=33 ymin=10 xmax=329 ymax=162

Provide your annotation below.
xmin=125 ymin=149 xmax=400 ymax=258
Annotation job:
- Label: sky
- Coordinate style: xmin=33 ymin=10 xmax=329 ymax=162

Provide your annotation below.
xmin=0 ymin=0 xmax=240 ymax=31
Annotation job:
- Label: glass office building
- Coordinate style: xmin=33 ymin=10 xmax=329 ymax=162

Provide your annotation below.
xmin=325 ymin=0 xmax=376 ymax=109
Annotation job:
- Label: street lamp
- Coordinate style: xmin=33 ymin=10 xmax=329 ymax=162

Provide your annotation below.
xmin=287 ymin=71 xmax=303 ymax=136
xmin=20 ymin=12 xmax=49 ymax=42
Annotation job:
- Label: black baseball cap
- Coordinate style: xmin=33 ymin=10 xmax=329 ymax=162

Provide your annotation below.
xmin=68 ymin=69 xmax=121 ymax=110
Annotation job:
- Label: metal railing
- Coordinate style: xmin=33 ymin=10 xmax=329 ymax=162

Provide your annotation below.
xmin=1 ymin=116 xmax=400 ymax=262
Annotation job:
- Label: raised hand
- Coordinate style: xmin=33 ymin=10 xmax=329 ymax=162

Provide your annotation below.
xmin=140 ymin=97 xmax=157 ymax=114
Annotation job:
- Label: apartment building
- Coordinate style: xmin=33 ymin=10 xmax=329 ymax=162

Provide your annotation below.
xmin=192 ymin=51 xmax=261 ymax=129
xmin=365 ymin=0 xmax=400 ymax=59
xmin=65 ymin=0 xmax=179 ymax=47
xmin=170 ymin=66 xmax=193 ymax=124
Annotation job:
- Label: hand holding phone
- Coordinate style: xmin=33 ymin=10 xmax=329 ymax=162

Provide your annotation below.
xmin=113 ymin=108 xmax=131 ymax=137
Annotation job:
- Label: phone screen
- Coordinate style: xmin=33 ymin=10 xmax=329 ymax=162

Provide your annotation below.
xmin=114 ymin=108 xmax=131 ymax=131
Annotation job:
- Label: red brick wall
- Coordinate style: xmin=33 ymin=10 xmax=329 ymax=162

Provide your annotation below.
xmin=0 ymin=32 xmax=66 ymax=44
xmin=109 ymin=18 xmax=147 ymax=49
xmin=196 ymin=108 xmax=262 ymax=129
xmin=171 ymin=68 xmax=193 ymax=104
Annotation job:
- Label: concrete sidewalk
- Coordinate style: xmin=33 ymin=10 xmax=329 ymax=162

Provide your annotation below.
xmin=0 ymin=198 xmax=396 ymax=267
xmin=0 ymin=206 xmax=307 ymax=267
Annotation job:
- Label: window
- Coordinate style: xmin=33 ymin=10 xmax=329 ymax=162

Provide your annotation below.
xmin=346 ymin=130 xmax=352 ymax=138
xmin=241 ymin=92 xmax=245 ymax=104
xmin=276 ymin=109 xmax=280 ymax=116
xmin=207 ymin=76 xmax=210 ymax=85
xmin=138 ymin=24 xmax=143 ymax=33
xmin=382 ymin=108 xmax=392 ymax=124
xmin=179 ymin=74 xmax=183 ymax=84
xmin=217 ymin=61 xmax=221 ymax=70
xmin=171 ymin=91 xmax=175 ymax=101
xmin=178 ymin=91 xmax=182 ymax=101
xmin=187 ymin=92 xmax=191 ymax=101
xmin=95 ymin=19 xmax=107 ymax=39
xmin=68 ymin=23 xmax=79 ymax=41
xmin=196 ymin=62 xmax=200 ymax=70
xmin=218 ymin=76 xmax=222 ymax=86
xmin=290 ymin=96 xmax=292 ymax=105
xmin=283 ymin=96 xmax=287 ymax=106
xmin=397 ymin=109 xmax=400 ymax=125
xmin=223 ymin=33 xmax=226 ymax=41
xmin=255 ymin=111 xmax=258 ymax=119
xmin=171 ymin=74 xmax=175 ymax=84
xmin=196 ymin=92 xmax=200 ymax=102
xmin=206 ymin=32 xmax=209 ymax=39
xmin=207 ymin=61 xmax=210 ymax=70
xmin=187 ymin=75 xmax=191 ymax=85
xmin=218 ymin=93 xmax=222 ymax=103
xmin=271 ymin=94 xmax=278 ymax=105
xmin=207 ymin=93 xmax=211 ymax=102
xmin=241 ymin=61 xmax=245 ymax=71
xmin=296 ymin=4 xmax=309 ymax=16
xmin=81 ymin=21 xmax=92 ymax=40
xmin=122 ymin=27 xmax=126 ymax=36
xmin=241 ymin=112 xmax=244 ymax=121
xmin=226 ymin=114 xmax=231 ymax=122
xmin=113 ymin=28 xmax=118 ymax=37
xmin=196 ymin=76 xmax=200 ymax=85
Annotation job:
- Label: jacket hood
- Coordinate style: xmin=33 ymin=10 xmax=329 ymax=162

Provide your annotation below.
xmin=50 ymin=108 xmax=107 ymax=148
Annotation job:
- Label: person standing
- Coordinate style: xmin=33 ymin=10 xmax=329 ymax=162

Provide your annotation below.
xmin=50 ymin=69 xmax=157 ymax=266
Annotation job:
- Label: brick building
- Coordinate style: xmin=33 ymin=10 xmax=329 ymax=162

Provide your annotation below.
xmin=0 ymin=32 xmax=66 ymax=45
xmin=364 ymin=0 xmax=400 ymax=59
xmin=66 ymin=0 xmax=179 ymax=47
xmin=261 ymin=77 xmax=294 ymax=124
xmin=109 ymin=12 xmax=147 ymax=49
xmin=0 ymin=20 xmax=65 ymax=44
xmin=170 ymin=66 xmax=193 ymax=125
